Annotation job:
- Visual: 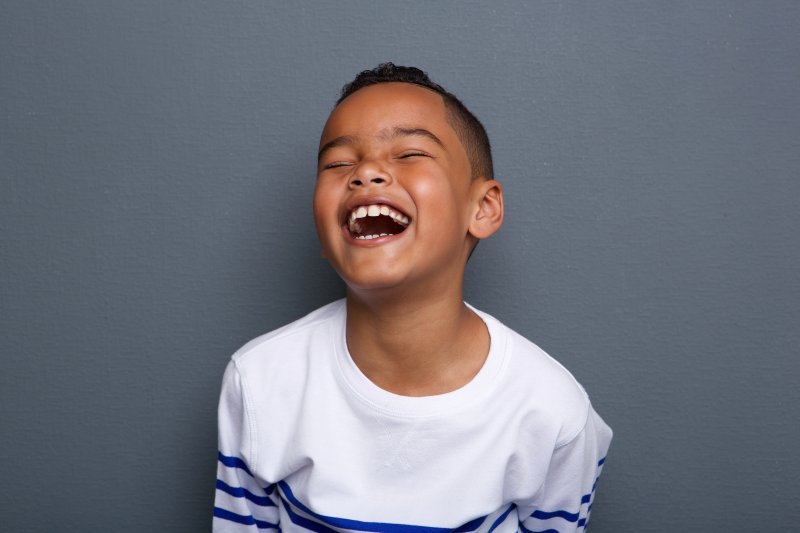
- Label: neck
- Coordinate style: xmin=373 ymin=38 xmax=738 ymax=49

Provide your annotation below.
xmin=345 ymin=284 xmax=489 ymax=396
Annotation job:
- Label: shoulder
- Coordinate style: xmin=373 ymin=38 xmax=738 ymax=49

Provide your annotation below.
xmin=230 ymin=299 xmax=345 ymax=374
xmin=476 ymin=307 xmax=595 ymax=448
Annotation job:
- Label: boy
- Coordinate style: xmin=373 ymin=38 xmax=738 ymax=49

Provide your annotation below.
xmin=213 ymin=63 xmax=612 ymax=532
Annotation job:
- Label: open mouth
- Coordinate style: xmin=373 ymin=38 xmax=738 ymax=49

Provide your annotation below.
xmin=345 ymin=203 xmax=410 ymax=240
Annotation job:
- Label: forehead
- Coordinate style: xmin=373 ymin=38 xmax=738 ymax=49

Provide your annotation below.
xmin=320 ymin=82 xmax=455 ymax=144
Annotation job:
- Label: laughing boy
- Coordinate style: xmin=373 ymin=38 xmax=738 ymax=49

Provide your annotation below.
xmin=213 ymin=63 xmax=612 ymax=532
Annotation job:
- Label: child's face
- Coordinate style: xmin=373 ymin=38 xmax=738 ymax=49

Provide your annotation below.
xmin=314 ymin=82 xmax=481 ymax=293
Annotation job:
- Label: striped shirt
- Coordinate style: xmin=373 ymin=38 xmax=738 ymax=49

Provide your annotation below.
xmin=213 ymin=300 xmax=612 ymax=532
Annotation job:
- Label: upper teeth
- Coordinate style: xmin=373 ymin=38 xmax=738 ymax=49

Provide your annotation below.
xmin=348 ymin=204 xmax=410 ymax=227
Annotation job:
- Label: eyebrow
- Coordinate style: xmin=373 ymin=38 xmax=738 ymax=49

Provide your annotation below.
xmin=317 ymin=135 xmax=357 ymax=162
xmin=388 ymin=127 xmax=444 ymax=147
xmin=317 ymin=127 xmax=444 ymax=161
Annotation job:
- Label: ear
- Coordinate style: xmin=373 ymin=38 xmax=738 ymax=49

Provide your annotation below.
xmin=468 ymin=179 xmax=504 ymax=240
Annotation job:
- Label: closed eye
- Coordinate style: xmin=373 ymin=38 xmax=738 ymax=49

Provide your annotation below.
xmin=397 ymin=151 xmax=430 ymax=159
xmin=322 ymin=161 xmax=354 ymax=169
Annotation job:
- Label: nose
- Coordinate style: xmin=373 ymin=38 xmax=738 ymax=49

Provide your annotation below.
xmin=349 ymin=161 xmax=392 ymax=188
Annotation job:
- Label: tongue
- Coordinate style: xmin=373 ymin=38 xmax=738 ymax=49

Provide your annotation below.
xmin=358 ymin=215 xmax=405 ymax=236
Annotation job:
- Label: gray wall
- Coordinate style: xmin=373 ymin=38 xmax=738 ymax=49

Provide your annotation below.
xmin=2 ymin=1 xmax=798 ymax=531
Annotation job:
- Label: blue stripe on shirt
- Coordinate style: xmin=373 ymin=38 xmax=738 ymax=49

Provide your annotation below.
xmin=213 ymin=506 xmax=279 ymax=530
xmin=519 ymin=525 xmax=559 ymax=533
xmin=277 ymin=481 xmax=492 ymax=533
xmin=278 ymin=494 xmax=344 ymax=533
xmin=218 ymin=452 xmax=607 ymax=532
xmin=216 ymin=479 xmax=276 ymax=508
xmin=483 ymin=457 xmax=609 ymax=532
xmin=524 ymin=455 xmax=608 ymax=530
xmin=530 ymin=510 xmax=579 ymax=523
xmin=486 ymin=504 xmax=515 ymax=533
xmin=453 ymin=515 xmax=486 ymax=532
xmin=218 ymin=451 xmax=254 ymax=477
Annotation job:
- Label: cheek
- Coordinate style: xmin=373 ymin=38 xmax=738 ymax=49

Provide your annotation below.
xmin=409 ymin=169 xmax=454 ymax=201
xmin=411 ymin=177 xmax=464 ymax=224
xmin=312 ymin=185 xmax=337 ymax=226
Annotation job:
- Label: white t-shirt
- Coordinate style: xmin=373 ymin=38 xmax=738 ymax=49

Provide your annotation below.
xmin=213 ymin=300 xmax=612 ymax=532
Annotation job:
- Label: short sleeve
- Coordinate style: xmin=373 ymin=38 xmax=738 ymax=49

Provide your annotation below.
xmin=213 ymin=361 xmax=280 ymax=531
xmin=519 ymin=408 xmax=612 ymax=533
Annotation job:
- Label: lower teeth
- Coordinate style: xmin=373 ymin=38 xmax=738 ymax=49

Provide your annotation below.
xmin=356 ymin=233 xmax=391 ymax=240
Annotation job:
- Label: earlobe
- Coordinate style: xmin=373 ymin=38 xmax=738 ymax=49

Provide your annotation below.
xmin=469 ymin=179 xmax=504 ymax=240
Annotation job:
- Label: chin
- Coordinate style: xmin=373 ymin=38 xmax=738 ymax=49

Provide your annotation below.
xmin=333 ymin=265 xmax=410 ymax=293
xmin=342 ymin=274 xmax=406 ymax=293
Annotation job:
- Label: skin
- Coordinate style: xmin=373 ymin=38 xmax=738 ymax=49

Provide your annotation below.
xmin=314 ymin=82 xmax=504 ymax=396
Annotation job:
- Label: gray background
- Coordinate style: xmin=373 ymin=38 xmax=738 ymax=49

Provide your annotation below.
xmin=2 ymin=1 xmax=798 ymax=531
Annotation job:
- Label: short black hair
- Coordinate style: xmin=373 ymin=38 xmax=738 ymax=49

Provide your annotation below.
xmin=336 ymin=63 xmax=493 ymax=180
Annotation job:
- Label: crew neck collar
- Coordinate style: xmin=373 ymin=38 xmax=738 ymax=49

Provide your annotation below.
xmin=331 ymin=301 xmax=508 ymax=418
